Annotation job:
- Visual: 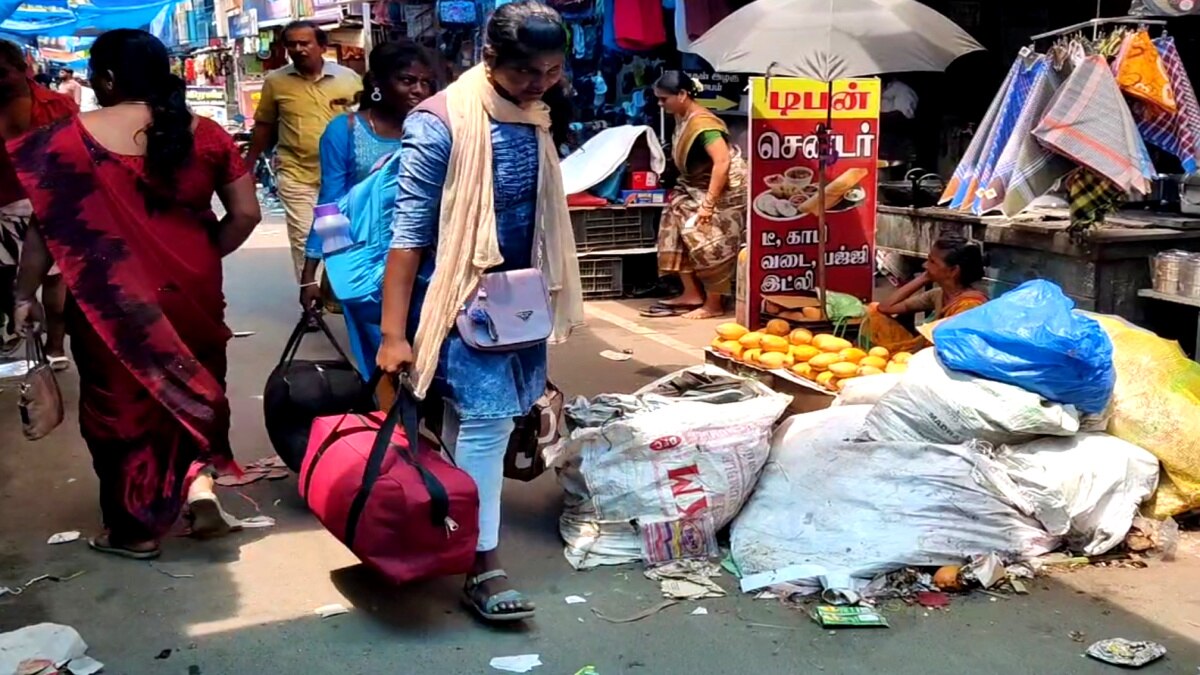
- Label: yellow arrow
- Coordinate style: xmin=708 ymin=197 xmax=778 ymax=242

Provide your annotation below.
xmin=698 ymin=95 xmax=739 ymax=111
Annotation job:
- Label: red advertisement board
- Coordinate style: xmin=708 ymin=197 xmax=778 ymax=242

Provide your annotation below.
xmin=744 ymin=77 xmax=881 ymax=329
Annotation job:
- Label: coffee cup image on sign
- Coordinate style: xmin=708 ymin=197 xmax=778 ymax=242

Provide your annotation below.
xmin=796 ymin=168 xmax=869 ymax=215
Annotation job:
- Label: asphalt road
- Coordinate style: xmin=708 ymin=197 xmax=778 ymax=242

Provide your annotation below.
xmin=1 ymin=223 xmax=1198 ymax=675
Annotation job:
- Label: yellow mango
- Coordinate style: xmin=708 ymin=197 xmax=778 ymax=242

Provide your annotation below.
xmin=791 ymin=344 xmax=821 ymax=363
xmin=716 ymin=322 xmax=749 ymax=341
xmin=765 ymin=319 xmax=791 ymax=337
xmin=781 ymin=353 xmax=795 ymax=367
xmin=860 ymin=356 xmax=888 ymax=371
xmin=868 ymin=346 xmax=890 ymax=360
xmin=839 ymin=347 xmax=868 ymax=364
xmin=760 ymin=335 xmax=790 ymax=353
xmin=711 ymin=337 xmax=724 ymax=351
xmin=828 ymin=361 xmax=860 ymax=378
xmin=739 ymin=331 xmax=764 ymax=349
xmin=789 ymin=328 xmax=814 ymax=346
xmin=792 ymin=363 xmax=813 ymax=379
xmin=808 ymin=353 xmax=842 ymax=371
xmin=857 ymin=365 xmax=884 ymax=377
xmin=802 ymin=306 xmax=823 ymax=320
xmin=725 ymin=342 xmax=745 ymax=360
xmin=758 ymin=351 xmax=788 ymax=369
xmin=892 ymin=351 xmax=914 ymax=364
xmin=819 ymin=337 xmax=853 ymax=353
xmin=742 ymin=348 xmax=762 ymax=365
xmin=816 ymin=371 xmax=837 ymax=388
xmin=811 ymin=334 xmax=836 ymax=350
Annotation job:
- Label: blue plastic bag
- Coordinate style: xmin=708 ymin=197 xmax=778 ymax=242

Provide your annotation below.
xmin=932 ymin=280 xmax=1115 ymax=414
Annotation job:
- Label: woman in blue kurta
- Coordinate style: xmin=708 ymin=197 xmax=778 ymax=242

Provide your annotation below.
xmin=299 ymin=41 xmax=436 ymax=374
xmin=378 ymin=1 xmax=584 ymax=623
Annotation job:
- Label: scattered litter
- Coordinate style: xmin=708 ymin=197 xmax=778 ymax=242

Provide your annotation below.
xmin=754 ymin=591 xmax=779 ymax=600
xmin=1010 ymin=579 xmax=1029 ymax=595
xmin=962 ymin=553 xmax=1006 ymax=589
xmin=66 ymin=655 xmax=104 ymax=675
xmin=17 ymin=659 xmax=53 ymax=675
xmin=591 ymin=600 xmax=678 ymax=624
xmin=216 ymin=457 xmax=290 ymax=486
xmin=932 ymin=565 xmax=963 ymax=592
xmin=599 ymin=350 xmax=632 ymax=362
xmin=155 ymin=648 xmax=173 ymax=660
xmin=150 ymin=563 xmax=195 ymax=579
xmin=720 ymin=554 xmax=743 ymax=579
xmin=811 ymin=606 xmax=889 ymax=629
xmin=1085 ymin=639 xmax=1166 ymax=668
xmin=46 ymin=531 xmax=81 ymax=545
xmin=1069 ymin=630 xmax=1087 ymax=643
xmin=0 ymin=624 xmax=101 ymax=675
xmin=690 ymin=607 xmax=708 ymax=616
xmin=489 ymin=654 xmax=542 ymax=673
xmin=1125 ymin=517 xmax=1179 ymax=561
xmin=0 ymin=571 xmax=86 ymax=598
xmin=232 ymin=331 xmax=256 ymax=338
xmin=234 ymin=515 xmax=276 ymax=529
xmin=915 ymin=591 xmax=950 ymax=609
xmin=66 ymin=478 xmax=77 ymax=484
xmin=564 ymin=595 xmax=588 ymax=605
xmin=314 ymin=603 xmax=349 ymax=619
xmin=740 ymin=564 xmax=824 ymax=594
xmin=644 ymin=561 xmax=725 ymax=600
xmin=573 ymin=667 xmax=599 ymax=675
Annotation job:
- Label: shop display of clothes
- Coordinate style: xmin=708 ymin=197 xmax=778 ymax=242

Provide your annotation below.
xmin=940 ymin=28 xmax=1196 ymax=230
xmin=613 ymin=0 xmax=666 ymax=51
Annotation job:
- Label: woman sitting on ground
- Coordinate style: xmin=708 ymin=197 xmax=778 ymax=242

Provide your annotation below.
xmin=866 ymin=235 xmax=988 ymax=353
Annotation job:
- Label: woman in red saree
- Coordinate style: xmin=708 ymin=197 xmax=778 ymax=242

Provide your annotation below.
xmin=10 ymin=29 xmax=261 ymax=559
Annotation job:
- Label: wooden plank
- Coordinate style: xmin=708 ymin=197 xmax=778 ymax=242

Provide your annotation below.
xmin=1139 ymin=288 xmax=1200 ymax=309
xmin=986 ymin=247 xmax=1096 ymax=300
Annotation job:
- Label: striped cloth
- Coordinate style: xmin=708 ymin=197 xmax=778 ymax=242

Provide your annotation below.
xmin=1066 ymin=168 xmax=1125 ymax=233
xmin=940 ymin=58 xmax=1020 ymax=207
xmin=966 ymin=59 xmax=1042 ymax=214
xmin=1132 ymin=36 xmax=1200 ymax=173
xmin=979 ymin=56 xmax=1073 ymax=216
xmin=1034 ymin=55 xmax=1153 ymax=196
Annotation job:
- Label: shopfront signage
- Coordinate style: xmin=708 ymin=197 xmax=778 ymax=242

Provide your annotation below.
xmin=686 ymin=70 xmax=747 ymax=112
xmin=187 ymin=86 xmax=228 ymax=126
xmin=744 ymin=77 xmax=881 ymax=328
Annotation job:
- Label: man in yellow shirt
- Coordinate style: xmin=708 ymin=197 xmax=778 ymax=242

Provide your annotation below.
xmin=247 ymin=20 xmax=361 ymax=281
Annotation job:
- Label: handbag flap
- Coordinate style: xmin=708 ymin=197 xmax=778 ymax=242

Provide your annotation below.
xmin=462 ymin=269 xmax=551 ymax=347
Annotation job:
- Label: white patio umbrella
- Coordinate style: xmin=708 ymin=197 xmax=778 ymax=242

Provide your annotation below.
xmin=688 ymin=0 xmax=984 ymax=81
xmin=688 ymin=0 xmax=983 ymax=321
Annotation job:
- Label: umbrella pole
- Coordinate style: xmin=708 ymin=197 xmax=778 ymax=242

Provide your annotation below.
xmin=817 ymin=80 xmax=833 ymax=320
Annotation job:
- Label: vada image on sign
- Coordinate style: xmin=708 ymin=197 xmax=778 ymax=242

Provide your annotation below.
xmin=753 ymin=167 xmax=868 ymax=221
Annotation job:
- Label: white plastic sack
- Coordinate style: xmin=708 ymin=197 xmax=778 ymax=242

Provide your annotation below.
xmin=858 ymin=348 xmax=1081 ymax=445
xmin=0 ymin=623 xmax=91 ymax=675
xmin=549 ymin=365 xmax=792 ymax=569
xmin=731 ymin=406 xmax=1059 ymax=587
xmin=990 ymin=433 xmax=1159 ymax=556
xmin=831 ymin=374 xmax=901 ymax=407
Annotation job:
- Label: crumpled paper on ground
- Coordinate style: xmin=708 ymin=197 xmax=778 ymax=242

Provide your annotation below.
xmin=644 ymin=560 xmax=726 ymax=600
xmin=490 ymin=654 xmax=542 ymax=672
xmin=0 ymin=623 xmax=102 ymax=675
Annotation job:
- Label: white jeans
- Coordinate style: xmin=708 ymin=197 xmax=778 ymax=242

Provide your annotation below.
xmin=442 ymin=411 xmax=516 ymax=552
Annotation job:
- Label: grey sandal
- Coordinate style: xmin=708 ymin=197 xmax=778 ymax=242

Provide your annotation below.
xmin=462 ymin=569 xmax=536 ymax=622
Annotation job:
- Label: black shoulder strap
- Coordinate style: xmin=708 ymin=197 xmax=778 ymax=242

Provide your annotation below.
xmin=344 ymin=379 xmax=451 ymax=548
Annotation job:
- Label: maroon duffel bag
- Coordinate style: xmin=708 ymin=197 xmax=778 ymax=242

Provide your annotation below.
xmin=299 ymin=384 xmax=479 ymax=584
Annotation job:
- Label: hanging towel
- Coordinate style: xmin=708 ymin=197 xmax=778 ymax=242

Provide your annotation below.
xmin=1132 ymin=36 xmax=1200 ymax=173
xmin=980 ymin=57 xmax=1073 ymax=217
xmin=940 ymin=59 xmax=1020 ymax=206
xmin=966 ymin=59 xmax=1041 ymax=213
xmin=1066 ymin=168 xmax=1126 ymax=232
xmin=1034 ymin=55 xmax=1153 ymax=197
xmin=614 ymin=0 xmax=667 ymax=51
xmin=1114 ymin=30 xmax=1177 ymax=113
xmin=674 ymin=0 xmax=692 ymax=52
xmin=602 ymin=0 xmax=624 ymax=52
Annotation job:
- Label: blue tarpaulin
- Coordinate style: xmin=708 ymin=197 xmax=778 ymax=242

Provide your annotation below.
xmin=1 ymin=0 xmax=177 ymax=37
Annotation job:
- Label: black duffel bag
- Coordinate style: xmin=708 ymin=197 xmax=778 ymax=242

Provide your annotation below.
xmin=264 ymin=311 xmax=375 ymax=472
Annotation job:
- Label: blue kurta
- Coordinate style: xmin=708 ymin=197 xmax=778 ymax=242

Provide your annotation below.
xmin=389 ymin=110 xmax=547 ymax=421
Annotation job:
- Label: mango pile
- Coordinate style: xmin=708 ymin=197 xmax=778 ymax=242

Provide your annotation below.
xmin=710 ymin=320 xmax=911 ymax=392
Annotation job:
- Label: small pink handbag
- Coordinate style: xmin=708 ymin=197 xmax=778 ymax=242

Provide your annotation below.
xmin=456 ymin=269 xmax=552 ymax=352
